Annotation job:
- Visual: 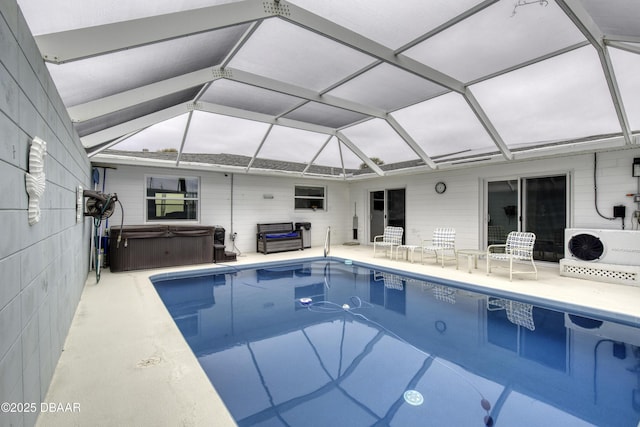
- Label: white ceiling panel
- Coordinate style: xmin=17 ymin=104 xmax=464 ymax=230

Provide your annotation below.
xmin=257 ymin=126 xmax=329 ymax=164
xmin=288 ymin=0 xmax=484 ymax=50
xmin=47 ymin=26 xmax=247 ymax=106
xmin=201 ymin=80 xmax=303 ymax=116
xmin=609 ymin=47 xmax=640 ymax=131
xmin=228 ymin=18 xmax=376 ymax=92
xmin=313 ymin=138 xmax=363 ymax=171
xmin=18 ymin=0 xmax=242 ymax=35
xmin=581 ymin=0 xmax=640 ymax=39
xmin=74 ymin=88 xmax=200 ymax=138
xmin=405 ymin=0 xmax=586 ymax=83
xmin=182 ymin=111 xmax=269 ymax=156
xmin=341 ymin=119 xmax=421 ymax=166
xmin=284 ymin=102 xmax=368 ymax=129
xmin=15 ymin=0 xmax=639 ymax=179
xmin=111 ymin=114 xmax=190 ymax=152
xmin=470 ymin=46 xmax=621 ymax=146
xmin=327 ymin=63 xmax=448 ymax=112
xmin=392 ymin=92 xmax=497 ymax=159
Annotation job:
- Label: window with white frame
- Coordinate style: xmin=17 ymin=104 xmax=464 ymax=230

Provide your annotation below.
xmin=146 ymin=175 xmax=199 ymax=221
xmin=295 ymin=185 xmax=326 ymax=210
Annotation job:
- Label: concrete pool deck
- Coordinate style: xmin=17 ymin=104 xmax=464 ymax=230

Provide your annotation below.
xmin=36 ymin=245 xmax=640 ymax=426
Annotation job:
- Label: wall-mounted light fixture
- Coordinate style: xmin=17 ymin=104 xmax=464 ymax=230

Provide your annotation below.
xmin=263 ymin=194 xmax=274 ymax=199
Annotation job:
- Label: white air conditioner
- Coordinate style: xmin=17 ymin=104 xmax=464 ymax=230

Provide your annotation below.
xmin=560 ymin=229 xmax=640 ymax=286
xmin=564 ymin=229 xmax=640 ymax=266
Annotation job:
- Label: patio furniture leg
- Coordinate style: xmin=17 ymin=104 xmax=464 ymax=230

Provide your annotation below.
xmin=509 ymin=257 xmax=513 ymax=281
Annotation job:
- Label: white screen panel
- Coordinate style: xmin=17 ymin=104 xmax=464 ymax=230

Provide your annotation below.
xmin=201 ymin=80 xmax=303 ymax=117
xmin=392 ymin=92 xmax=496 ymax=158
xmin=405 ymin=0 xmax=585 ymax=83
xmin=228 ymin=19 xmax=376 ymax=92
xmin=17 ymin=0 xmax=241 ymax=35
xmin=258 ymin=126 xmax=329 ymax=164
xmin=327 ymin=63 xmax=447 ymax=111
xmin=471 ymin=46 xmax=620 ymax=146
xmin=288 ymin=0 xmax=483 ymax=50
xmin=112 ymin=114 xmax=189 ymax=152
xmin=313 ymin=138 xmax=364 ymax=171
xmin=181 ymin=111 xmax=269 ymax=156
xmin=47 ymin=27 xmax=247 ymax=106
xmin=284 ymin=102 xmax=367 ymax=129
xmin=609 ymin=47 xmax=640 ymax=131
xmin=341 ymin=119 xmax=420 ymax=165
xmin=581 ymin=0 xmax=640 ymax=39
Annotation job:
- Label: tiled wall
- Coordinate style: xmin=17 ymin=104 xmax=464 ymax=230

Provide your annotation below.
xmin=0 ymin=2 xmax=91 ymax=426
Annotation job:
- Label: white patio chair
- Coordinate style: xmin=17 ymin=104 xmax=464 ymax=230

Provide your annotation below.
xmin=373 ymin=226 xmax=403 ymax=259
xmin=421 ymin=228 xmax=456 ymax=267
xmin=486 ymin=231 xmax=537 ymax=281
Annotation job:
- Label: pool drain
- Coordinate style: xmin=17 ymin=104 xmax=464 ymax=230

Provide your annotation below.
xmin=403 ymin=390 xmax=424 ymax=406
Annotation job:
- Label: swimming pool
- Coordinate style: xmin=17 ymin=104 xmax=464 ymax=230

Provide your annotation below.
xmin=152 ymin=258 xmax=640 ymax=427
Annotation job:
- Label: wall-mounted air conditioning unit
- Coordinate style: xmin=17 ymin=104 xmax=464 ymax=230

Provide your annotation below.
xmin=564 ymin=229 xmax=640 ymax=265
xmin=560 ymin=229 xmax=640 ymax=286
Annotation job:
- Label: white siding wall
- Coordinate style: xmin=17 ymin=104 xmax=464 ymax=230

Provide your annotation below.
xmin=572 ymin=150 xmax=638 ymax=228
xmin=105 ymin=147 xmax=639 ymax=257
xmin=349 ymin=148 xmax=640 ymax=249
xmin=349 ymin=168 xmax=483 ymax=249
xmin=0 ymin=3 xmax=92 ymax=427
xmin=228 ymin=174 xmax=350 ymax=252
xmin=105 ymin=166 xmax=350 ymax=254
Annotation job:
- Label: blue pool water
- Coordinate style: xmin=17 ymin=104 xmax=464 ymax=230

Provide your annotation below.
xmin=152 ymin=258 xmax=640 ymax=427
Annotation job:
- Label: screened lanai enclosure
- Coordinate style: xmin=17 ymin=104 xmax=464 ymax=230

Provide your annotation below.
xmin=18 ymin=0 xmax=640 ymax=178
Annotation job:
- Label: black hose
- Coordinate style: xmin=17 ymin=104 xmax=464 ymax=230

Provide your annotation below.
xmin=116 ymin=198 xmax=124 ymax=248
xmin=594 ymin=153 xmax=615 ymax=221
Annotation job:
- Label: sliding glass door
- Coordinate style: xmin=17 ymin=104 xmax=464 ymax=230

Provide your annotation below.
xmin=487 ymin=180 xmax=519 ymax=246
xmin=369 ymin=188 xmax=406 ymax=243
xmin=370 ymin=190 xmax=385 ymax=242
xmin=486 ymin=175 xmax=567 ymax=262
xmin=523 ymin=176 xmax=567 ymax=262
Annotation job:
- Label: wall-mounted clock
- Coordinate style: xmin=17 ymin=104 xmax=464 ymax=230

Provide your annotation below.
xmin=435 ymin=181 xmax=447 ymax=194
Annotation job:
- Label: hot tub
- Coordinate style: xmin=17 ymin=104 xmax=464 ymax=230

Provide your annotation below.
xmin=109 ymin=225 xmax=214 ymax=272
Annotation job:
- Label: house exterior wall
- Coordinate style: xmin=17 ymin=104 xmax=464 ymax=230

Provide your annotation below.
xmin=349 ymin=148 xmax=640 ymax=249
xmin=104 ymin=147 xmax=639 ymax=256
xmin=104 ymin=166 xmax=350 ymax=255
xmin=0 ymin=2 xmax=92 ymax=426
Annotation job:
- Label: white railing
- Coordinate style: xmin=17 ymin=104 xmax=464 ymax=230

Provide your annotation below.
xmin=324 ymin=226 xmax=331 ymax=257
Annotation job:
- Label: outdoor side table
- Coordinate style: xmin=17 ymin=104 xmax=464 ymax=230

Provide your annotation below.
xmin=396 ymin=244 xmax=420 ymax=263
xmin=456 ymin=249 xmax=486 ymax=273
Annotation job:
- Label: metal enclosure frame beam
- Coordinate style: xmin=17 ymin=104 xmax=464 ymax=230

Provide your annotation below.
xmin=556 ymin=0 xmax=633 ymax=145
